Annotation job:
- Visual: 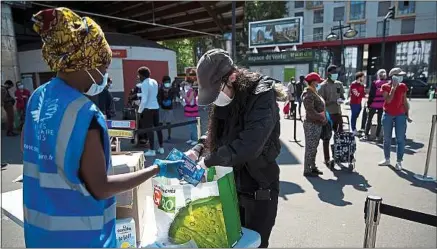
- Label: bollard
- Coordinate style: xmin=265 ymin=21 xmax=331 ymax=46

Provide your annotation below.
xmin=196 ymin=117 xmax=202 ymax=142
xmin=363 ymin=196 xmax=382 ymax=248
xmin=414 ymin=115 xmax=437 ymax=182
xmin=115 ymin=137 xmax=121 ymax=152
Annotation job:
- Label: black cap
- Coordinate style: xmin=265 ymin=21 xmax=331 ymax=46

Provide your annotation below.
xmin=196 ymin=49 xmax=234 ymax=106
xmin=327 ymin=65 xmax=338 ymax=73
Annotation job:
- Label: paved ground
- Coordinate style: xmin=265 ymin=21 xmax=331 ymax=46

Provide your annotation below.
xmin=1 ymin=99 xmax=436 ymax=247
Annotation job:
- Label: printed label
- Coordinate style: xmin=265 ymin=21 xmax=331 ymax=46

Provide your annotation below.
xmin=153 ymin=186 xmax=176 ymax=213
xmin=108 ymin=129 xmax=134 ymax=138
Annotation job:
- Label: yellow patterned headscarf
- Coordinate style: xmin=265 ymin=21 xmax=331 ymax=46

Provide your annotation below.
xmin=32 ymin=7 xmax=112 ymax=72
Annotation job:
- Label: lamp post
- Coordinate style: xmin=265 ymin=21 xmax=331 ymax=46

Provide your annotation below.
xmin=326 ymin=20 xmax=357 ymax=80
xmin=381 ymin=6 xmax=396 ymax=69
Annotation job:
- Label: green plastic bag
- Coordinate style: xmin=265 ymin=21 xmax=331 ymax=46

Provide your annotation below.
xmin=152 ymin=167 xmax=242 ymax=248
xmin=13 ymin=110 xmax=21 ymax=129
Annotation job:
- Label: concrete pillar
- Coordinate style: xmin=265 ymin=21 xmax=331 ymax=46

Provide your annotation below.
xmin=1 ymin=3 xmax=20 ymax=84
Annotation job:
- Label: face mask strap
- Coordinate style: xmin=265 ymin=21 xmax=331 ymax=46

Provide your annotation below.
xmin=85 ymin=70 xmax=97 ymax=84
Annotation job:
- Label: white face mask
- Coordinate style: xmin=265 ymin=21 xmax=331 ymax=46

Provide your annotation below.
xmin=392 ymin=75 xmax=403 ymax=83
xmin=164 ymin=83 xmax=172 ymax=88
xmin=18 ymin=85 xmax=24 ymax=89
xmin=330 ymin=73 xmax=339 ymax=81
xmin=85 ymin=69 xmax=108 ymax=96
xmin=213 ymin=91 xmax=233 ymax=107
xmin=184 ymin=85 xmax=191 ymax=92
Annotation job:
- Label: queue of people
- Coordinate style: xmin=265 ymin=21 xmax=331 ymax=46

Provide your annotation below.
xmin=301 ymin=66 xmax=412 ymax=176
xmin=1 ymin=80 xmax=31 ymax=136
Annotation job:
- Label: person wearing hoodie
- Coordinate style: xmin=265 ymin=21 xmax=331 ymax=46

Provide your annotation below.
xmin=361 ymin=69 xmax=387 ymax=141
xmin=184 ymin=49 xmax=283 ymax=248
xmin=158 ymin=75 xmax=176 ymax=142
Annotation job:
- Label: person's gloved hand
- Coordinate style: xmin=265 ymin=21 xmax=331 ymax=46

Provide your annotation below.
xmin=154 ymin=159 xmax=184 ymax=179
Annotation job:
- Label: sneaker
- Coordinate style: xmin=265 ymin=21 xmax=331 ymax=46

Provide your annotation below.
xmin=312 ymin=167 xmax=323 ymax=175
xmin=190 ymin=141 xmax=198 ymax=146
xmin=166 ymin=137 xmax=171 ymax=142
xmin=395 ymin=161 xmax=403 ymax=171
xmin=304 ymin=171 xmax=319 ymax=177
xmin=157 ymin=148 xmax=165 ymax=155
xmin=378 ymin=159 xmax=391 ymax=166
xmin=144 ymin=150 xmax=156 ymax=157
xmin=352 ymin=130 xmax=358 ymax=136
xmin=186 ymin=140 xmax=193 ymax=144
xmin=360 ymin=135 xmax=369 ymax=141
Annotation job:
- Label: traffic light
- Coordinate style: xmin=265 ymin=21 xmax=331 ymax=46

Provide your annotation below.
xmin=386 ymin=6 xmax=396 ymax=19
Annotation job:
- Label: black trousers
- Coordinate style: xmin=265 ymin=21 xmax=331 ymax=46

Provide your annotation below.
xmin=238 ymin=190 xmax=279 ymax=248
xmin=140 ymin=109 xmax=163 ymax=149
xmin=323 ymin=113 xmax=343 ymax=162
xmin=365 ymin=108 xmax=383 ymax=137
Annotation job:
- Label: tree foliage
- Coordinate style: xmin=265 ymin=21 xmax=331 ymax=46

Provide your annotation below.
xmin=159 ymin=39 xmax=195 ymax=74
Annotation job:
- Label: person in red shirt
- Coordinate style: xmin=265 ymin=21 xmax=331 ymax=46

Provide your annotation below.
xmin=14 ymin=81 xmax=31 ymax=129
xmin=349 ymin=72 xmax=366 ymax=135
xmin=378 ymin=68 xmax=409 ymax=170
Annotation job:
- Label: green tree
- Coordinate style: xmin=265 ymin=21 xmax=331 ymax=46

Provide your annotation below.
xmin=159 ymin=39 xmax=195 ymax=74
xmin=236 ymin=1 xmax=288 ymax=66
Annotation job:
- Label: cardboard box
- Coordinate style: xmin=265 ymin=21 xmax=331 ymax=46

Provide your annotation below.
xmin=111 ymin=152 xmax=147 ymax=245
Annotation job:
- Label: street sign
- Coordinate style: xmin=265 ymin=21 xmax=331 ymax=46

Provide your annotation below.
xmin=108 ymin=129 xmax=134 ymax=138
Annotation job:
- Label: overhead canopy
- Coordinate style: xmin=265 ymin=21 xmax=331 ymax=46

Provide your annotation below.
xmin=11 ymin=1 xmax=245 ymax=46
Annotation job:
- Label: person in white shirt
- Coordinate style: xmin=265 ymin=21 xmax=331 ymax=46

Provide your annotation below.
xmin=137 ymin=66 xmax=164 ymax=157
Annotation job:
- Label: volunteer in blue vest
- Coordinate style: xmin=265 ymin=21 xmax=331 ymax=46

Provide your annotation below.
xmin=22 ymin=7 xmax=183 ymax=248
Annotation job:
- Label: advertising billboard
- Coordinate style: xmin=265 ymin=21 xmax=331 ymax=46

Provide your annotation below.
xmin=248 ymin=17 xmax=303 ymax=48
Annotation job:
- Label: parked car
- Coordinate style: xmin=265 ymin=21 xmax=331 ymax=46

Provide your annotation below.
xmin=403 ymin=79 xmax=431 ymax=98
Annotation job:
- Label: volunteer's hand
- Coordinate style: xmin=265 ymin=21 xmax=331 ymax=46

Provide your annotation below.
xmin=154 ymin=159 xmax=184 ymax=179
xmin=184 ymin=150 xmax=198 ymax=161
xmin=197 ymin=158 xmax=208 ymax=170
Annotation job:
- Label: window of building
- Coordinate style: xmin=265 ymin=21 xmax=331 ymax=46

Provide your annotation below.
xmin=397 ymin=1 xmax=415 ymax=16
xmin=401 ymin=18 xmax=415 ymax=34
xmin=294 ymin=1 xmax=304 ymax=8
xmin=349 ymin=1 xmax=366 ymax=21
xmin=345 ymin=46 xmax=359 ymax=84
xmin=333 ymin=7 xmax=345 ymax=21
xmin=295 ymin=12 xmax=304 ymax=18
xmin=376 ymin=21 xmax=390 ymax=37
xmin=306 ymin=1 xmax=323 ymax=9
xmin=313 ymin=9 xmax=324 ymax=24
xmin=377 ymin=1 xmax=391 ymax=17
xmin=313 ymin=27 xmax=323 ymax=41
xmin=354 ymin=23 xmax=366 ymax=38
xmin=395 ymin=41 xmax=432 ymax=80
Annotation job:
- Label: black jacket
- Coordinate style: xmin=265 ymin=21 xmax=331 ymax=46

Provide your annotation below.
xmin=199 ymin=76 xmax=281 ymax=193
xmin=90 ymin=88 xmax=116 ymax=119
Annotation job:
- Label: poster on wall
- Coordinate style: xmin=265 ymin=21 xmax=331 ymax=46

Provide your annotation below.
xmin=248 ymin=17 xmax=303 ymax=48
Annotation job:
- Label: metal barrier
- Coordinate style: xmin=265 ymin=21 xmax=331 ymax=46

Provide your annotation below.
xmin=108 ymin=117 xmax=202 ymax=152
xmin=363 ymin=196 xmax=437 ymax=248
xmin=414 ymin=114 xmax=437 ymax=182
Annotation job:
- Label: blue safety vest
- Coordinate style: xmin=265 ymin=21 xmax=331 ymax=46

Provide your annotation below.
xmin=22 ymin=77 xmax=116 ymax=248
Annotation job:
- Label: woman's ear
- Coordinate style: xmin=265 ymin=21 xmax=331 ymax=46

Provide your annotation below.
xmin=228 ymin=72 xmax=237 ymax=84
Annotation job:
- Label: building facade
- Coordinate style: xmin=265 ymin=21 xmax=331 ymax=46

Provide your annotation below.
xmin=287 ymin=1 xmax=437 ymax=85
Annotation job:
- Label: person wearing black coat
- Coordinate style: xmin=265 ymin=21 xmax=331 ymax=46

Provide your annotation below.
xmin=185 ymin=49 xmax=283 ymax=248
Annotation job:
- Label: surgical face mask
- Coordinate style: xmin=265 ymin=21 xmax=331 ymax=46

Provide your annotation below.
xmin=392 ymin=75 xmax=403 ymax=83
xmin=17 ymin=85 xmax=24 ymax=90
xmin=316 ymin=84 xmax=321 ymax=91
xmin=85 ymin=68 xmax=108 ymax=96
xmin=213 ymin=91 xmax=233 ymax=107
xmin=184 ymin=85 xmax=191 ymax=92
xmin=164 ymin=83 xmax=172 ymax=88
xmin=330 ymin=73 xmax=339 ymax=81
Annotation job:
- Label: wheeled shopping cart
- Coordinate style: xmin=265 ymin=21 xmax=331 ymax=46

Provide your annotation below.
xmin=331 ymin=131 xmax=357 ymax=172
